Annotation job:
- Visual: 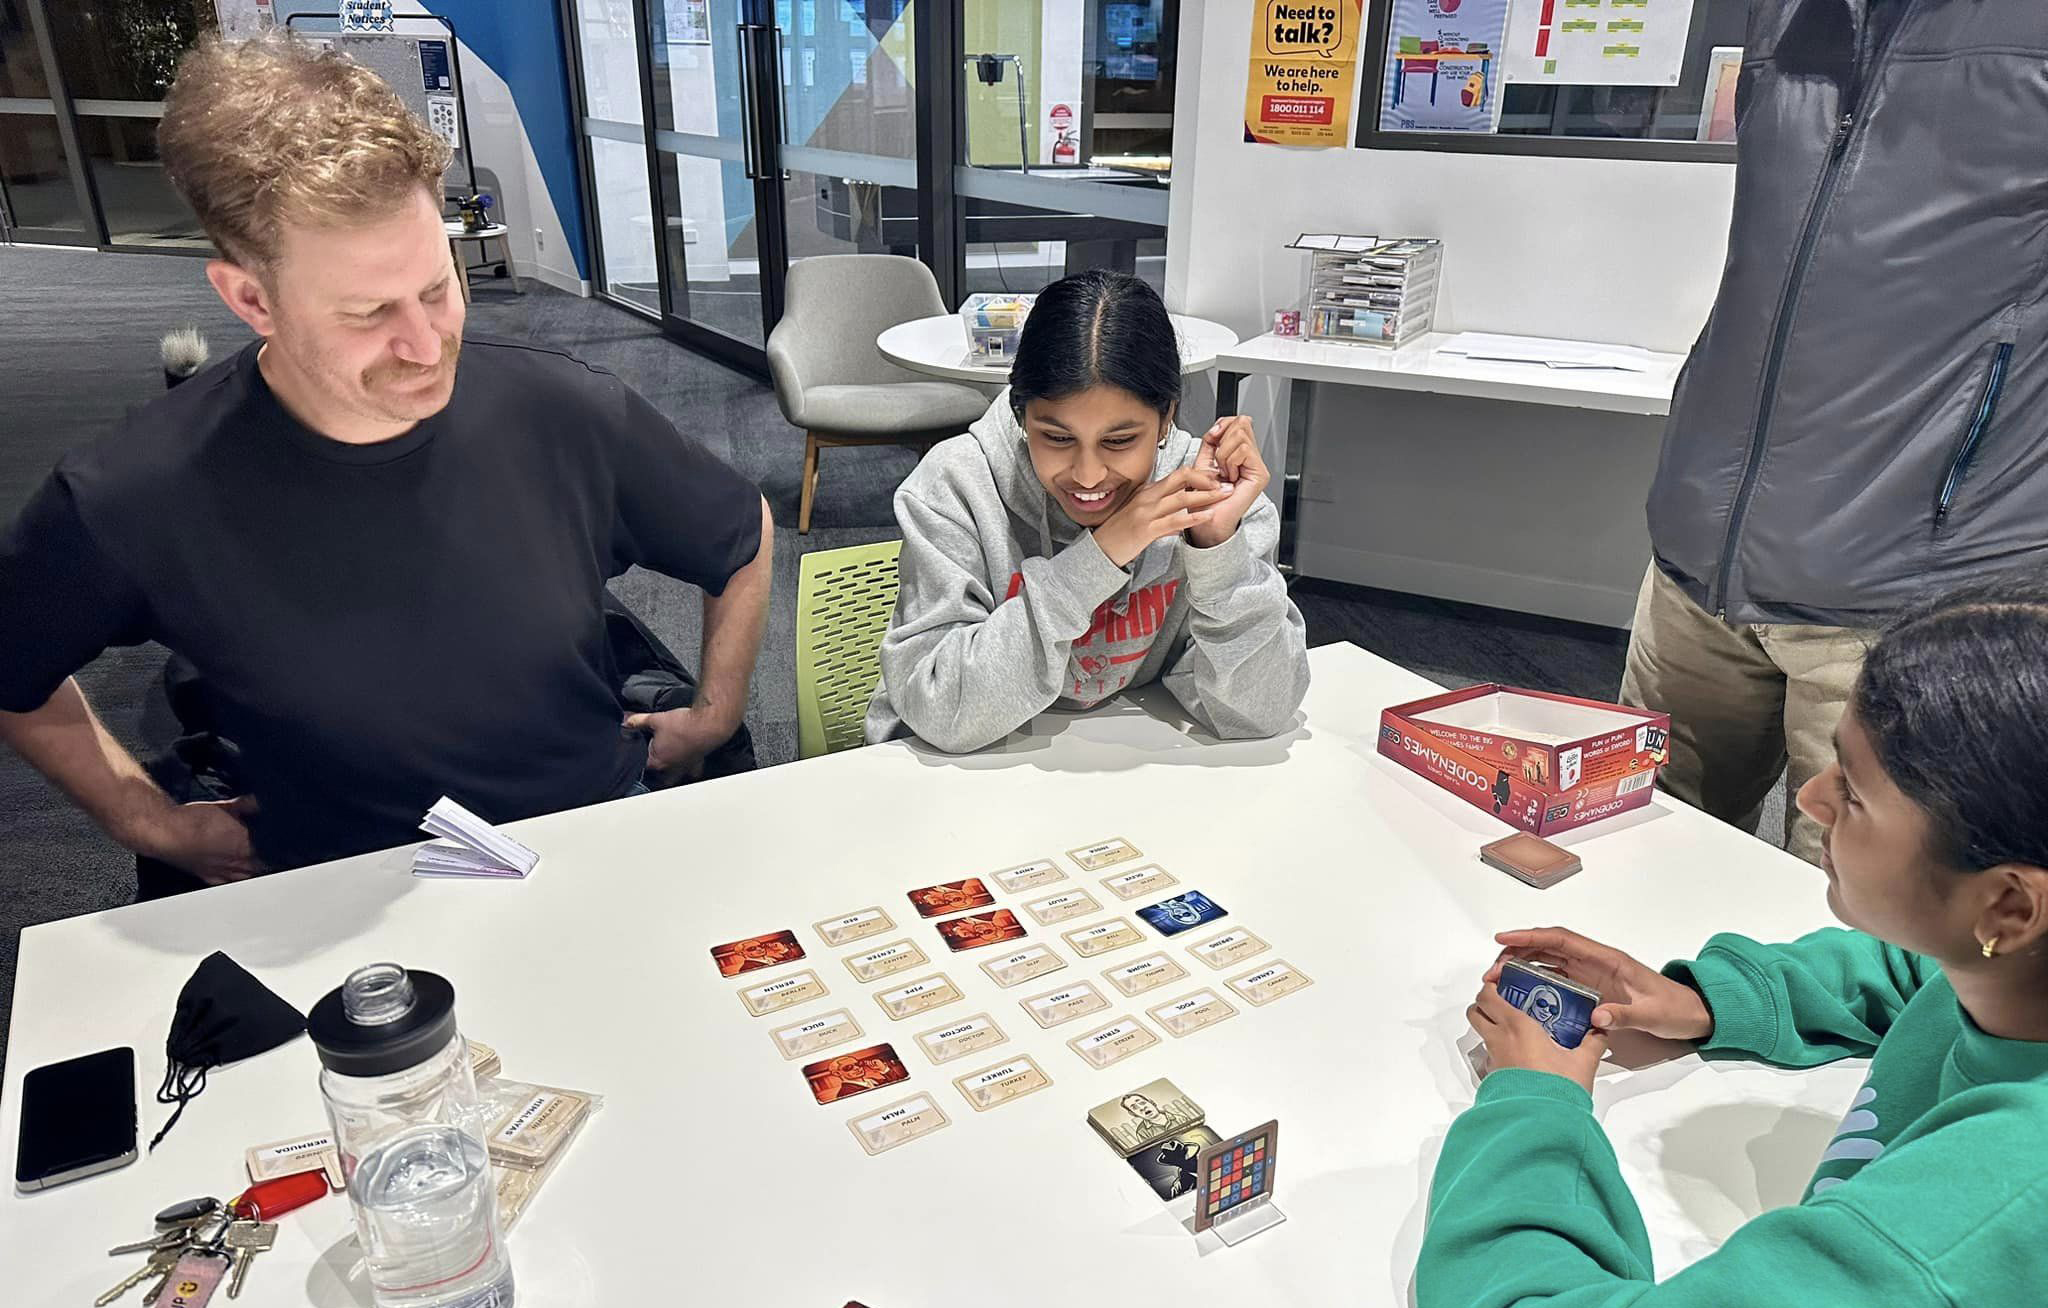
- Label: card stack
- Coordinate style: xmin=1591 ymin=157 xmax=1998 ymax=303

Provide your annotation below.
xmin=1479 ymin=833 xmax=1582 ymax=889
xmin=411 ymin=796 xmax=541 ymax=879
xmin=1086 ymin=1077 xmax=1205 ymax=1158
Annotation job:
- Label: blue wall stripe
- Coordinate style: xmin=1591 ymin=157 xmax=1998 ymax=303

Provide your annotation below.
xmin=422 ymin=0 xmax=592 ymax=280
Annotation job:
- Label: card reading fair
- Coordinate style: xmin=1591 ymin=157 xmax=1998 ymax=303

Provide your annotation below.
xmin=1497 ymin=961 xmax=1599 ymax=1050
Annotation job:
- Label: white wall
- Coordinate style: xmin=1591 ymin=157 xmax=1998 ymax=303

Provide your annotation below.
xmin=213 ymin=0 xmax=586 ymax=294
xmin=1166 ymin=2 xmax=1737 ymax=625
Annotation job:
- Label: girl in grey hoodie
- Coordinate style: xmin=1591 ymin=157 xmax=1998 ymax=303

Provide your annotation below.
xmin=866 ymin=271 xmax=1309 ymax=752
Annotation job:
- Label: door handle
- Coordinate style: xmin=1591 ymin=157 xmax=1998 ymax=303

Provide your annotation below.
xmin=734 ymin=23 xmax=760 ymax=180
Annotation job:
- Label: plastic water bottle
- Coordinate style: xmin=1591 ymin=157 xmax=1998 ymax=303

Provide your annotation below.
xmin=310 ymin=963 xmax=514 ymax=1308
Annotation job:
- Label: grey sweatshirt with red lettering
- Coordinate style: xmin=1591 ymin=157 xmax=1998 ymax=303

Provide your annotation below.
xmin=864 ymin=394 xmax=1309 ymax=752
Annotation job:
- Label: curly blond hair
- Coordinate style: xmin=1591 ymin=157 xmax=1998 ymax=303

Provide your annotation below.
xmin=159 ymin=34 xmax=451 ymax=270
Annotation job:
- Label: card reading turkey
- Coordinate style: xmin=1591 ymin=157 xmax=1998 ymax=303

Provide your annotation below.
xmin=770 ymin=1008 xmax=865 ymax=1060
xmin=913 ymin=1012 xmax=1009 ymax=1065
xmin=1021 ymin=979 xmax=1111 ymax=1029
xmin=740 ymin=968 xmax=828 ymax=1016
xmin=1024 ymin=887 xmax=1101 ymax=926
xmin=989 ymin=857 xmax=1066 ymax=893
xmin=844 ymin=939 xmax=928 ymax=982
xmin=1189 ymin=928 xmax=1270 ymax=971
xmin=875 ymin=972 xmax=964 ymax=1021
xmin=1066 ymin=1015 xmax=1160 ymax=1069
xmin=1062 ymin=917 xmax=1145 ymax=958
xmin=952 ymin=1055 xmax=1053 ymax=1111
xmin=1103 ymin=952 xmax=1188 ymax=997
xmin=1148 ymin=988 xmax=1239 ymax=1037
xmin=1101 ymin=864 xmax=1178 ymax=901
xmin=814 ymin=906 xmax=895 ymax=947
xmin=1068 ymin=837 xmax=1142 ymax=871
xmin=847 ymin=1092 xmax=951 ymax=1156
xmin=1227 ymin=960 xmax=1314 ymax=1007
xmin=979 ymin=943 xmax=1068 ymax=988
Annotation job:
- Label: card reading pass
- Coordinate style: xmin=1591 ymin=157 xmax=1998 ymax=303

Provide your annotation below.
xmin=1021 ymin=979 xmax=1112 ymax=1029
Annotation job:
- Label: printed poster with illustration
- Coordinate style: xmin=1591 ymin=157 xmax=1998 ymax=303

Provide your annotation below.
xmin=1381 ymin=0 xmax=1512 ymax=133
xmin=1244 ymin=0 xmax=1365 ymax=147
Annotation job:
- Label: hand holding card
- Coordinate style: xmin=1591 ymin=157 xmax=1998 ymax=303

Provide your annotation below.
xmin=1466 ymin=978 xmax=1606 ymax=1092
xmin=1485 ymin=927 xmax=1713 ymax=1042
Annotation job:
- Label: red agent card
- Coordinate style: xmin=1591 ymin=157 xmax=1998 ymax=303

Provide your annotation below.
xmin=803 ymin=1043 xmax=910 ymax=1105
xmin=906 ymin=878 xmax=996 ymax=918
xmin=711 ymin=929 xmax=806 ymax=978
xmin=934 ymin=910 xmax=1026 ymax=952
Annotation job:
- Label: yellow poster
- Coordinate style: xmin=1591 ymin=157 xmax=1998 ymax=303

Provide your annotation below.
xmin=1245 ymin=0 xmax=1365 ymax=146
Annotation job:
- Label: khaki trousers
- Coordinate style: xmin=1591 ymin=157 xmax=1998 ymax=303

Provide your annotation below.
xmin=1618 ymin=564 xmax=1870 ymax=866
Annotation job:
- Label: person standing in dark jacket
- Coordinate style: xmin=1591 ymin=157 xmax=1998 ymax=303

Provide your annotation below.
xmin=1621 ymin=0 xmax=2048 ymax=865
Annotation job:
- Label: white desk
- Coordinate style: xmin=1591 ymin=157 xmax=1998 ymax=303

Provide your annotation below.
xmin=1215 ymin=331 xmax=1685 ymax=418
xmin=1213 ymin=332 xmax=1686 ymax=582
xmin=1 ymin=644 xmax=1851 ymax=1306
xmin=879 ymin=312 xmax=1239 ymax=384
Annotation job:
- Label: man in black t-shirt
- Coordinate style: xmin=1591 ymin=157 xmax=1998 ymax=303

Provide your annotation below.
xmin=0 ymin=36 xmax=773 ymax=888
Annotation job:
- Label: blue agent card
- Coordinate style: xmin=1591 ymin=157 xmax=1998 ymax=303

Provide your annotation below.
xmin=1138 ymin=891 xmax=1226 ymax=937
xmin=1497 ymin=961 xmax=1598 ymax=1050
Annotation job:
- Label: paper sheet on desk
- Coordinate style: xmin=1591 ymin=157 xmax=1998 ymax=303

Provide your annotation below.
xmin=414 ymin=796 xmax=540 ymax=878
xmin=1440 ymin=332 xmax=1653 ymax=372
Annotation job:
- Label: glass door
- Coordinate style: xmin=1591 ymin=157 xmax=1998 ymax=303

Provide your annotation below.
xmin=646 ymin=0 xmax=786 ymax=367
xmin=572 ymin=0 xmax=661 ymax=312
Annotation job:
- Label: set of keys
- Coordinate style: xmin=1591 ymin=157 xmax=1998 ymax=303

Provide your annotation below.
xmin=97 ymin=1197 xmax=276 ymax=1306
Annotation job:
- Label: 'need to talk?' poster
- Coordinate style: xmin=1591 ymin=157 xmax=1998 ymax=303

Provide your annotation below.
xmin=1245 ymin=0 xmax=1365 ymax=147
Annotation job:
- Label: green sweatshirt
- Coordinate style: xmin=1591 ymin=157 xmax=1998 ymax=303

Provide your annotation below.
xmin=1418 ymin=928 xmax=2048 ymax=1308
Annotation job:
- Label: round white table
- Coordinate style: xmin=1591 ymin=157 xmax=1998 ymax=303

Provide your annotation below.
xmin=444 ymin=221 xmax=516 ymax=302
xmin=879 ymin=312 xmax=1239 ymax=383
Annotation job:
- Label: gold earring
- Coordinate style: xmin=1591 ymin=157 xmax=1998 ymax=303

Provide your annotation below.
xmin=1982 ymin=937 xmax=1999 ymax=959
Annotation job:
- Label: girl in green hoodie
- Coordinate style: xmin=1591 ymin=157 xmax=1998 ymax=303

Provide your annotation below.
xmin=1421 ymin=572 xmax=2048 ymax=1308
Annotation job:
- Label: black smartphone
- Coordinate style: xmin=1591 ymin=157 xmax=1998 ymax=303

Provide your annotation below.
xmin=15 ymin=1047 xmax=138 ymax=1191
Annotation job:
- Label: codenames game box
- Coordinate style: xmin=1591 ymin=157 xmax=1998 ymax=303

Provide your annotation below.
xmin=1378 ymin=685 xmax=1671 ymax=837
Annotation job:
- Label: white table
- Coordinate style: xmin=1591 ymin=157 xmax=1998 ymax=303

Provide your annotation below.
xmin=879 ymin=312 xmax=1239 ymax=384
xmin=1212 ymin=331 xmax=1687 ymax=578
xmin=443 ymin=222 xmax=515 ymax=303
xmin=1 ymin=644 xmax=1852 ymax=1306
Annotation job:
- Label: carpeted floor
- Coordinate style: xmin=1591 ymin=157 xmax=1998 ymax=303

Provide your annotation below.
xmin=0 ymin=243 xmax=1661 ymax=1064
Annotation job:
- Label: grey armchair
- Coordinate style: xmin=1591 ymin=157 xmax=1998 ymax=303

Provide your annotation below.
xmin=767 ymin=255 xmax=990 ymax=533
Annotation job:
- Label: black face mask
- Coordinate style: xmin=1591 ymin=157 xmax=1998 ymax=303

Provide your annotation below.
xmin=152 ymin=952 xmax=305 ymax=1151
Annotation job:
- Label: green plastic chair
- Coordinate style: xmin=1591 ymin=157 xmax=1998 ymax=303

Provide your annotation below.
xmin=796 ymin=539 xmax=905 ymax=759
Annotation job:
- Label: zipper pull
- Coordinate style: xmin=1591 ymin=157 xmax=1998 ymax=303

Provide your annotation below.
xmin=1832 ymin=111 xmax=1855 ymax=154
